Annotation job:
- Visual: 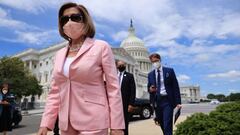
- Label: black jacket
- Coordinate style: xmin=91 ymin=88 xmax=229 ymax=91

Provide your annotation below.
xmin=120 ymin=71 xmax=136 ymax=110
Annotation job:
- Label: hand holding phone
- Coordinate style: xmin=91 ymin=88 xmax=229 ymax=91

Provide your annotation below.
xmin=149 ymin=85 xmax=157 ymax=92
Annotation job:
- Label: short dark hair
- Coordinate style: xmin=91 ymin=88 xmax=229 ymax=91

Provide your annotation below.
xmin=149 ymin=53 xmax=161 ymax=61
xmin=58 ymin=2 xmax=95 ymax=41
xmin=1 ymin=82 xmax=10 ymax=91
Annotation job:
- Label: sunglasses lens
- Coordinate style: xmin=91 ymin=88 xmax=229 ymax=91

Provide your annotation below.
xmin=61 ymin=14 xmax=83 ymax=26
xmin=71 ymin=14 xmax=83 ymax=22
xmin=60 ymin=16 xmax=69 ymax=26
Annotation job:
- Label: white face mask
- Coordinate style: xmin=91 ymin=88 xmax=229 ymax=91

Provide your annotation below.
xmin=153 ymin=61 xmax=161 ymax=69
xmin=2 ymin=90 xmax=8 ymax=94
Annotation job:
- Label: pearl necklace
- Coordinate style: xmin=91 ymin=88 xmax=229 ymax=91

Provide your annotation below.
xmin=69 ymin=44 xmax=82 ymax=52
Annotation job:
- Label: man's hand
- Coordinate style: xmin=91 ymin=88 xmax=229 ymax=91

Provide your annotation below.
xmin=149 ymin=85 xmax=157 ymax=93
xmin=128 ymin=105 xmax=134 ymax=112
xmin=176 ymin=104 xmax=182 ymax=109
xmin=110 ymin=129 xmax=124 ymax=135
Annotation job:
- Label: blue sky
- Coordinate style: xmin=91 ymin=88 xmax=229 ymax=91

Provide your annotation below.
xmin=0 ymin=0 xmax=240 ymax=96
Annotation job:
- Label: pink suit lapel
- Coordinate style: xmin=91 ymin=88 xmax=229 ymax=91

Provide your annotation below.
xmin=57 ymin=37 xmax=95 ymax=76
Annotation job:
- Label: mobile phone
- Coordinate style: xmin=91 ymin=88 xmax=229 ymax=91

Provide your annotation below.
xmin=151 ymin=85 xmax=156 ymax=89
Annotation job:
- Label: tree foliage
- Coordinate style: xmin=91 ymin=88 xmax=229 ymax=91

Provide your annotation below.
xmin=207 ymin=93 xmax=215 ymax=99
xmin=207 ymin=93 xmax=240 ymax=102
xmin=175 ymin=102 xmax=240 ymax=135
xmin=0 ymin=57 xmax=42 ymax=98
xmin=228 ymin=93 xmax=240 ymax=101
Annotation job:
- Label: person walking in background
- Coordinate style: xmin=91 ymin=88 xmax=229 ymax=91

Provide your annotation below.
xmin=0 ymin=83 xmax=14 ymax=135
xmin=147 ymin=53 xmax=181 ymax=135
xmin=37 ymin=2 xmax=124 ymax=135
xmin=116 ymin=60 xmax=136 ymax=135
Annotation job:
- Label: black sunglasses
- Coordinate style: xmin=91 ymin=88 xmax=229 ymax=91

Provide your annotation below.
xmin=60 ymin=13 xmax=83 ymax=26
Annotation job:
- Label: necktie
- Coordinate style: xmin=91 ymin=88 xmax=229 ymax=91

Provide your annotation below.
xmin=157 ymin=69 xmax=161 ymax=95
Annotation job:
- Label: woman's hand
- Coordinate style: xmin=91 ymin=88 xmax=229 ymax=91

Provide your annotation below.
xmin=110 ymin=129 xmax=124 ymax=135
xmin=37 ymin=127 xmax=48 ymax=135
xmin=0 ymin=101 xmax=9 ymax=105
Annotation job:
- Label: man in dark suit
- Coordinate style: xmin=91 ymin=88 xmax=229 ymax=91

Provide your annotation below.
xmin=116 ymin=60 xmax=136 ymax=135
xmin=147 ymin=53 xmax=181 ymax=135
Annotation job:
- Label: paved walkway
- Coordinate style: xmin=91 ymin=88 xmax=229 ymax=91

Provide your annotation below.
xmin=27 ymin=103 xmax=219 ymax=134
xmin=129 ymin=115 xmax=188 ymax=135
xmin=30 ymin=113 xmax=188 ymax=135
xmin=21 ymin=108 xmax=44 ymax=116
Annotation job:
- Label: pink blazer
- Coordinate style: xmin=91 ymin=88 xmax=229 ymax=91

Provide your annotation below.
xmin=40 ymin=38 xmax=125 ymax=131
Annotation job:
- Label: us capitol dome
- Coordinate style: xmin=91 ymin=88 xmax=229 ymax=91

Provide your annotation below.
xmin=120 ymin=20 xmax=151 ymax=74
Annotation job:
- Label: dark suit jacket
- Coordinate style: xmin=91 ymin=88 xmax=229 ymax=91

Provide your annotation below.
xmin=120 ymin=71 xmax=136 ymax=111
xmin=147 ymin=66 xmax=181 ymax=108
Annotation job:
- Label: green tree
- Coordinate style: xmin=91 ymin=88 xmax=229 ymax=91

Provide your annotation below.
xmin=207 ymin=93 xmax=215 ymax=99
xmin=0 ymin=57 xmax=42 ymax=99
xmin=227 ymin=93 xmax=240 ymax=101
xmin=215 ymin=94 xmax=226 ymax=102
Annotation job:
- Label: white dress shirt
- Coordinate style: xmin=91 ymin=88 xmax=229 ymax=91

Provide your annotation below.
xmin=155 ymin=66 xmax=167 ymax=96
xmin=118 ymin=71 xmax=125 ymax=87
xmin=63 ymin=57 xmax=75 ymax=77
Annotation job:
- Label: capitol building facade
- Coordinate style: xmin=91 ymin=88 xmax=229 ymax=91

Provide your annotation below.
xmin=14 ymin=22 xmax=200 ymax=104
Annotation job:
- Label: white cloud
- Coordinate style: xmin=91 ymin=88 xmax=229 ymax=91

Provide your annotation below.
xmin=1 ymin=30 xmax=61 ymax=47
xmin=0 ymin=6 xmax=59 ymax=47
xmin=217 ymin=13 xmax=240 ymax=38
xmin=207 ymin=70 xmax=240 ymax=79
xmin=0 ymin=7 xmax=7 ymax=17
xmin=0 ymin=0 xmax=66 ymax=14
xmin=1 ymin=0 xmax=240 ymax=39
xmin=112 ymin=31 xmax=128 ymax=42
xmin=153 ymin=39 xmax=240 ymax=72
xmin=177 ymin=74 xmax=191 ymax=84
xmin=228 ymin=89 xmax=240 ymax=94
xmin=0 ymin=7 xmax=39 ymax=30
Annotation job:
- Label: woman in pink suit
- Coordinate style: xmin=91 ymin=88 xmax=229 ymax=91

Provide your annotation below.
xmin=37 ymin=2 xmax=124 ymax=135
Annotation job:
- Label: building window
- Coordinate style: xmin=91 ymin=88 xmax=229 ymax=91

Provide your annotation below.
xmin=38 ymin=74 xmax=42 ymax=83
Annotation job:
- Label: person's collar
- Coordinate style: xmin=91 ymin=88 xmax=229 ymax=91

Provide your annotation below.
xmin=155 ymin=66 xmax=163 ymax=72
xmin=118 ymin=70 xmax=125 ymax=74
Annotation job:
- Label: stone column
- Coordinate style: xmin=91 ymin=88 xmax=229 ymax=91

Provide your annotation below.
xmin=29 ymin=60 xmax=33 ymax=70
xmin=195 ymin=89 xmax=197 ymax=100
xmin=145 ymin=62 xmax=147 ymax=70
xmin=128 ymin=64 xmax=130 ymax=72
xmin=143 ymin=62 xmax=145 ymax=71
